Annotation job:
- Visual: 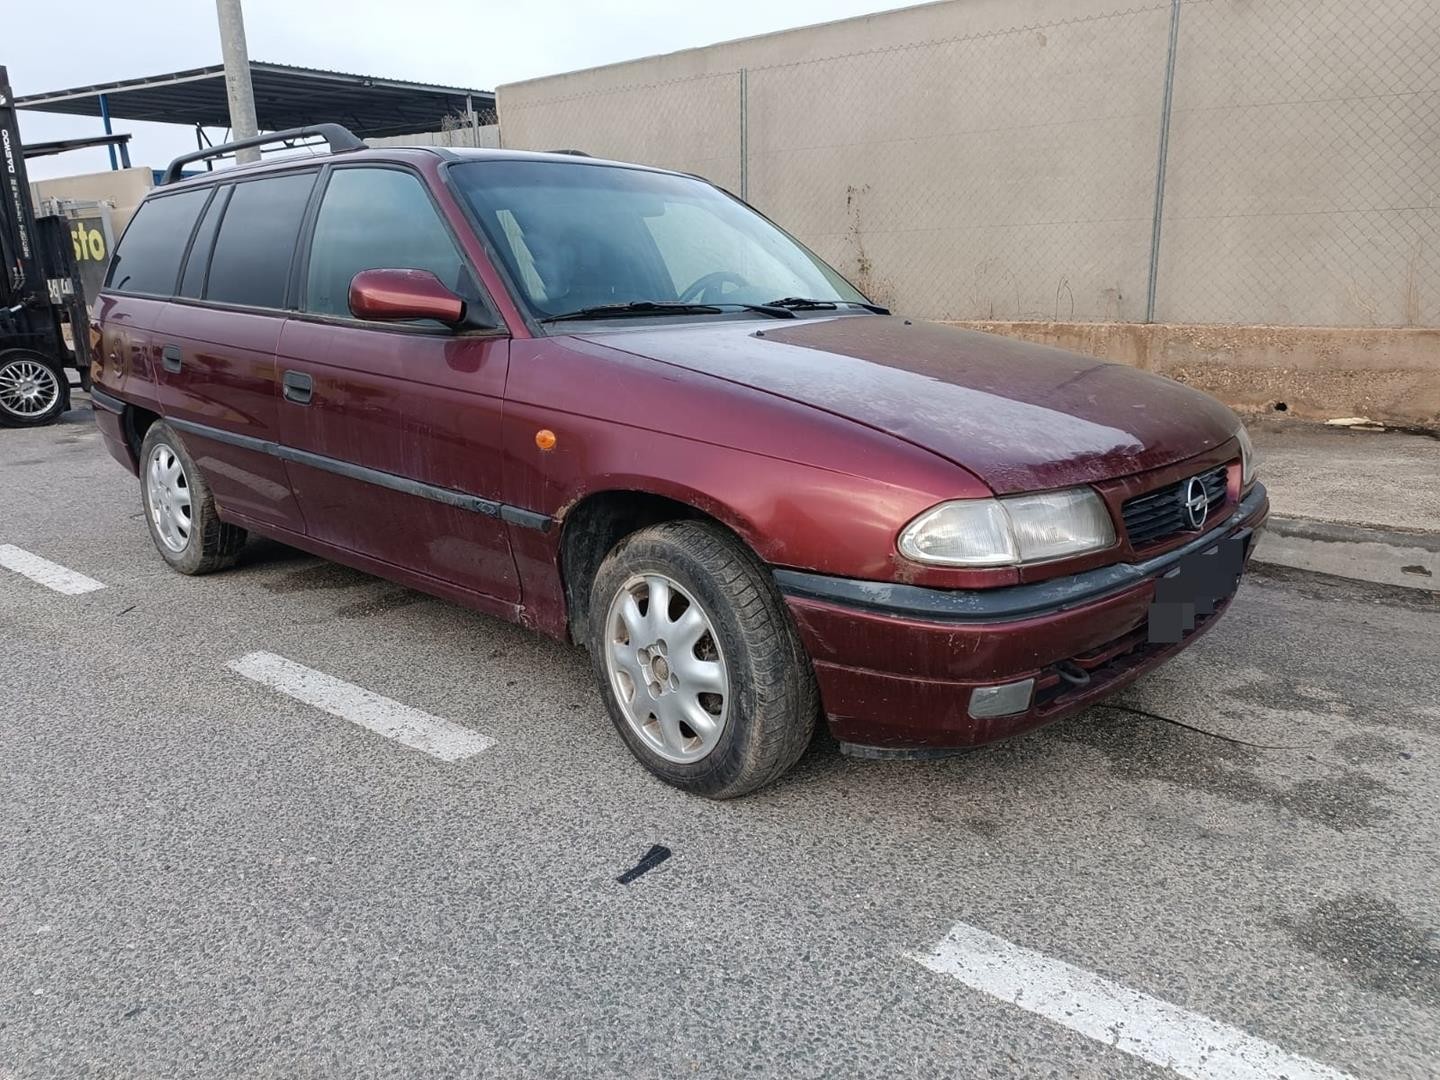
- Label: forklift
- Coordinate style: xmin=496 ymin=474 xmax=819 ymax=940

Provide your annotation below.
xmin=1 ymin=65 xmax=92 ymax=428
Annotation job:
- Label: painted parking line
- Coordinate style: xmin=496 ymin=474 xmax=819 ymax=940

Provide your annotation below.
xmin=228 ymin=651 xmax=493 ymax=762
xmin=0 ymin=544 xmax=106 ymax=595
xmin=911 ymin=922 xmax=1354 ymax=1080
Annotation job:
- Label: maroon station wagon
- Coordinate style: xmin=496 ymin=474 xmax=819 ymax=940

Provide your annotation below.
xmin=90 ymin=125 xmax=1268 ymax=797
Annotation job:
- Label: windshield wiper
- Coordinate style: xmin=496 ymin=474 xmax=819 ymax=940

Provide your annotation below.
xmin=540 ymin=301 xmax=725 ymax=323
xmin=540 ymin=300 xmax=797 ymax=323
xmin=764 ymin=296 xmax=891 ymax=315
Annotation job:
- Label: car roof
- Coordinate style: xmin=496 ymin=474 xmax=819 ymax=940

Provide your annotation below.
xmin=156 ymin=144 xmax=686 ymax=193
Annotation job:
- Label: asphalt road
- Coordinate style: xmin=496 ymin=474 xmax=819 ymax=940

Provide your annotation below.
xmin=3 ymin=406 xmax=1438 ymax=1079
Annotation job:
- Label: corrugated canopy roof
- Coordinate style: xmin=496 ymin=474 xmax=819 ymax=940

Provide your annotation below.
xmin=15 ymin=61 xmax=494 ymax=140
xmin=22 ymin=133 xmax=133 ymax=159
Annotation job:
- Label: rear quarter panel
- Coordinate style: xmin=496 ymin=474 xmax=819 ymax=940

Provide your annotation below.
xmin=90 ymin=292 xmax=166 ymax=473
xmin=91 ymin=292 xmax=163 ymax=410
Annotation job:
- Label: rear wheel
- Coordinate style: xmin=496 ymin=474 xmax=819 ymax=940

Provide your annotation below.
xmin=0 ymin=349 xmax=68 ymax=428
xmin=588 ymin=520 xmax=817 ymax=798
xmin=139 ymin=421 xmax=247 ymax=574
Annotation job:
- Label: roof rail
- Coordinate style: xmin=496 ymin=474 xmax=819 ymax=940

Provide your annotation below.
xmin=160 ymin=123 xmax=367 ymax=185
xmin=546 ymin=148 xmax=591 ymax=157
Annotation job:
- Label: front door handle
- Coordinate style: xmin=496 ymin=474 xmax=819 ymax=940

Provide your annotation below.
xmin=282 ymin=370 xmax=313 ymax=405
xmin=162 ymin=344 xmax=182 ymax=374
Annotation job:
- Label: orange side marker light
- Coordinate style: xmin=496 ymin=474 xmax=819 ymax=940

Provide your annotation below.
xmin=535 ymin=429 xmax=558 ymax=451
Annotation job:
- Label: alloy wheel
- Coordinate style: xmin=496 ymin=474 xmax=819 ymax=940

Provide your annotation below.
xmin=0 ymin=358 xmax=61 ymax=419
xmin=604 ymin=572 xmax=730 ymax=763
xmin=146 ymin=443 xmax=194 ymax=553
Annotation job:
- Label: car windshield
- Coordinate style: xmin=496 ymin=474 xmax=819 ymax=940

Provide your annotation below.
xmin=450 ymin=159 xmax=867 ymax=321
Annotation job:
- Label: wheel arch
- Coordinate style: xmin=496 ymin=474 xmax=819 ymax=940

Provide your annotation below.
xmin=122 ymin=403 xmax=163 ymax=472
xmin=556 ymin=487 xmax=765 ymax=646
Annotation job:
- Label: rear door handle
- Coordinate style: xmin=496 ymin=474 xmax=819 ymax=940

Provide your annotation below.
xmin=282 ymin=369 xmax=313 ymax=405
xmin=162 ymin=344 xmax=182 ymax=374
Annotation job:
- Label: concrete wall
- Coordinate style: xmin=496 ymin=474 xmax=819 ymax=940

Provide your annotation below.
xmin=1155 ymin=0 xmax=1439 ymax=327
xmin=498 ymin=0 xmax=1439 ymax=331
xmin=951 ymin=321 xmax=1440 ymax=428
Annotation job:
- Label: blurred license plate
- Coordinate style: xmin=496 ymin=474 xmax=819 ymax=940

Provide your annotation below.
xmin=1147 ymin=536 xmax=1246 ymax=644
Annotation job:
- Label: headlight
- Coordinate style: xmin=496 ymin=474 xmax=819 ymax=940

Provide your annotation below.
xmin=1236 ymin=424 xmax=1258 ymax=487
xmin=898 ymin=488 xmax=1116 ymax=567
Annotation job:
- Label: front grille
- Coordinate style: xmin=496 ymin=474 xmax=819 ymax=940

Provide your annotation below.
xmin=1121 ymin=465 xmax=1228 ymax=547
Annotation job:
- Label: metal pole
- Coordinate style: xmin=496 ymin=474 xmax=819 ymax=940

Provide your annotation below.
xmin=215 ymin=0 xmax=261 ymax=164
xmin=1144 ymin=0 xmax=1182 ymax=324
xmin=467 ymin=93 xmax=478 ymax=147
xmin=738 ymin=68 xmax=749 ymax=201
xmin=98 ymin=94 xmax=118 ymax=171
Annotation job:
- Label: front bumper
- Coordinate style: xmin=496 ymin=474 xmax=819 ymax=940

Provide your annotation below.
xmin=777 ymin=483 xmax=1269 ymax=749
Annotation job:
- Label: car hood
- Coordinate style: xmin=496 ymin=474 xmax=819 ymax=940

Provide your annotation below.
xmin=582 ymin=316 xmax=1240 ymax=494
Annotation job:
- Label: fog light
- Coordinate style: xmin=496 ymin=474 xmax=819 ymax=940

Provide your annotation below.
xmin=968 ymin=678 xmax=1035 ymax=719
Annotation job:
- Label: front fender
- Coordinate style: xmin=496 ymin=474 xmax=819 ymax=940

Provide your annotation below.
xmin=501 ymin=335 xmax=984 ymax=581
xmin=505 ymin=405 xmax=955 ymax=581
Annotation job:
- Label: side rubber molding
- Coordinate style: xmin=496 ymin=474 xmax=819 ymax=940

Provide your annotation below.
xmin=155 ymin=414 xmax=554 ymax=532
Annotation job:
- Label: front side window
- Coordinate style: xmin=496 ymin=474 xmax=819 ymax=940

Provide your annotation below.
xmin=305 ymin=167 xmax=472 ymax=319
xmin=204 ymin=171 xmax=317 ymax=309
xmin=451 ymin=161 xmax=864 ymax=319
xmin=105 ymin=189 xmax=209 ymax=296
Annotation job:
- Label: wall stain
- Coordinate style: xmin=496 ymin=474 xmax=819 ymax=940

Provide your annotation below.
xmin=1279 ymin=894 xmax=1440 ymax=1008
xmin=1064 ymin=710 xmax=1394 ymax=830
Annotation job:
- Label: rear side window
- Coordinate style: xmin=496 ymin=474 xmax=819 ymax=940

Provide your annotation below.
xmin=204 ymin=172 xmax=317 ymax=309
xmin=177 ymin=186 xmax=231 ymax=299
xmin=105 ymin=189 xmax=209 ymax=296
xmin=304 ymin=167 xmax=472 ymax=318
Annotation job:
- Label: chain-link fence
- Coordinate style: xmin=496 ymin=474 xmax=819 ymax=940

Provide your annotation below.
xmin=499 ymin=0 xmax=1439 ymax=328
xmin=1157 ymin=0 xmax=1437 ymax=326
xmin=369 ymin=106 xmax=502 ymax=149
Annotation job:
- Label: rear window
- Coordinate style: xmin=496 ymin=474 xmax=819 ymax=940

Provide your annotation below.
xmin=105 ymin=189 xmax=209 ymax=296
xmin=177 ymin=186 xmax=231 ymax=300
xmin=204 ymin=172 xmax=317 ymax=309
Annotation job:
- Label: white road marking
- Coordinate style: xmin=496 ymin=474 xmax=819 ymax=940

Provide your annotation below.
xmin=0 ymin=544 xmax=105 ymax=595
xmin=228 ymin=651 xmax=493 ymax=762
xmin=911 ymin=922 xmax=1355 ymax=1080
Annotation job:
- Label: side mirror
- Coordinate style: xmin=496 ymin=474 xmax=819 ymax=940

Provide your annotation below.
xmin=348 ymin=268 xmax=470 ymax=327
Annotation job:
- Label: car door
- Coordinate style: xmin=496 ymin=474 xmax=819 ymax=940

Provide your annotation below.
xmin=275 ymin=163 xmax=519 ymax=603
xmin=150 ymin=171 xmax=318 ymax=533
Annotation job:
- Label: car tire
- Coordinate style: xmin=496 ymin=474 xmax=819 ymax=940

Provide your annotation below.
xmin=139 ymin=421 xmax=247 ymax=574
xmin=0 ymin=349 xmax=69 ymax=428
xmin=588 ymin=520 xmax=818 ymax=798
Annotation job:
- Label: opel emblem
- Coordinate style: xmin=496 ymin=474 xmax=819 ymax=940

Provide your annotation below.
xmin=1183 ymin=476 xmax=1209 ymax=530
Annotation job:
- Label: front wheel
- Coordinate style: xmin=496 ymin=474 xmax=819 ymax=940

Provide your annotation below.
xmin=139 ymin=421 xmax=247 ymax=574
xmin=588 ymin=520 xmax=818 ymax=798
xmin=0 ymin=349 xmax=68 ymax=428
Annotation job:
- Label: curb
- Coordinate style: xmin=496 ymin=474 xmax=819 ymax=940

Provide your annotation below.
xmin=1253 ymin=516 xmax=1440 ymax=592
